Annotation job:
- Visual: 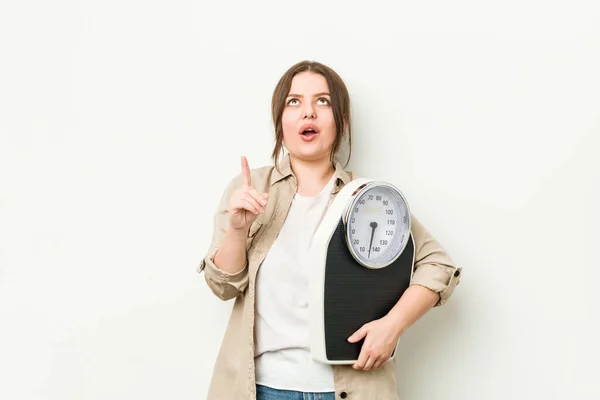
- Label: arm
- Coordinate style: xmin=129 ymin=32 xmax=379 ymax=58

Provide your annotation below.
xmin=198 ymin=157 xmax=269 ymax=301
xmin=197 ymin=175 xmax=250 ymax=301
xmin=385 ymin=284 xmax=440 ymax=336
xmin=212 ymin=227 xmax=249 ymax=275
xmin=349 ymin=214 xmax=461 ymax=370
xmin=407 ymin=214 xmax=461 ymax=307
xmin=387 ymin=214 xmax=462 ymax=331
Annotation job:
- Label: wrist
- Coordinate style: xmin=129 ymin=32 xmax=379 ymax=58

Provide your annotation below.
xmin=385 ymin=309 xmax=408 ymax=338
xmin=227 ymin=226 xmax=248 ymax=240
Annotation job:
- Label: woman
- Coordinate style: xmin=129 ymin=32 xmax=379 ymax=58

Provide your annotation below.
xmin=198 ymin=60 xmax=461 ymax=400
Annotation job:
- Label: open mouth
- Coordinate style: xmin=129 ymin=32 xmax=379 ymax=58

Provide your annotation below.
xmin=299 ymin=124 xmax=319 ymax=138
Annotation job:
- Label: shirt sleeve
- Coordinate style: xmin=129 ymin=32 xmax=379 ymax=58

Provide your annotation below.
xmin=409 ymin=214 xmax=462 ymax=306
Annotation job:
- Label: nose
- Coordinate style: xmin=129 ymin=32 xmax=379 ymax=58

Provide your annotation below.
xmin=302 ymin=103 xmax=316 ymax=119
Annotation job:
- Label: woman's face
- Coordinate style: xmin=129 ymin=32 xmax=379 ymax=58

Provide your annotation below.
xmin=281 ymin=71 xmax=337 ymax=163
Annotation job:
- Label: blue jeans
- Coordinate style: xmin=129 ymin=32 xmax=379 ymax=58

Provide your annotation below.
xmin=256 ymin=384 xmax=336 ymax=400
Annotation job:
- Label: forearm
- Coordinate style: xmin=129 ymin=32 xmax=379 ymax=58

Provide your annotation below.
xmin=386 ymin=284 xmax=440 ymax=337
xmin=212 ymin=227 xmax=248 ymax=275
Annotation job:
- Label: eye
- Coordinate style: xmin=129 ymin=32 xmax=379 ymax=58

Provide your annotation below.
xmin=286 ymin=98 xmax=300 ymax=106
xmin=317 ymin=97 xmax=330 ymax=106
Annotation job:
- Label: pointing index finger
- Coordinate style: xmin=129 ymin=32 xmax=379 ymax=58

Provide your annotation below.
xmin=241 ymin=156 xmax=251 ymax=187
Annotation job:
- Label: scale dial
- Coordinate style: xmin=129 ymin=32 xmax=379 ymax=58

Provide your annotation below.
xmin=344 ymin=182 xmax=411 ymax=269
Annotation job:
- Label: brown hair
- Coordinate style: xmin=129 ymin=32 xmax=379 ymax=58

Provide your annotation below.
xmin=271 ymin=60 xmax=352 ymax=167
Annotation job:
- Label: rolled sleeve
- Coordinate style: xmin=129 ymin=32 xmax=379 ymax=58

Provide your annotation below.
xmin=409 ymin=215 xmax=462 ymax=307
xmin=411 ymin=263 xmax=461 ymax=306
xmin=199 ymin=245 xmax=249 ymax=300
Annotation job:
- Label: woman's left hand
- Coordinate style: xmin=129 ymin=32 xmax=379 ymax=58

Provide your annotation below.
xmin=347 ymin=316 xmax=401 ymax=371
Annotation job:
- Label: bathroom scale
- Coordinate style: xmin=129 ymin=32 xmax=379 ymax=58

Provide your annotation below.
xmin=309 ymin=178 xmax=415 ymax=364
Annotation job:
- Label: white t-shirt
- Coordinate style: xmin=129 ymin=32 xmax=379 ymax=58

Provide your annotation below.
xmin=254 ymin=175 xmax=336 ymax=392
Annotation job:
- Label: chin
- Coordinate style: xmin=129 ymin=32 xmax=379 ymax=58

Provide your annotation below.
xmin=288 ymin=148 xmax=331 ymax=162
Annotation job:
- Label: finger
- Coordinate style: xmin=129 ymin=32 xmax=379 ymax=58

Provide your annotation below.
xmin=348 ymin=325 xmax=368 ymax=343
xmin=240 ymin=193 xmax=263 ymax=214
xmin=241 ymin=156 xmax=251 ymax=187
xmin=363 ymin=355 xmax=376 ymax=371
xmin=373 ymin=356 xmax=386 ymax=370
xmin=353 ymin=346 xmax=370 ymax=370
xmin=233 ymin=194 xmax=260 ymax=215
xmin=246 ymin=187 xmax=268 ymax=207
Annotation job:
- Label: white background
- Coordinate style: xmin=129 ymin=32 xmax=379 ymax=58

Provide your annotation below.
xmin=1 ymin=1 xmax=599 ymax=399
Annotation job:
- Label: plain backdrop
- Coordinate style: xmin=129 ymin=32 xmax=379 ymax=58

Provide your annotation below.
xmin=1 ymin=1 xmax=599 ymax=399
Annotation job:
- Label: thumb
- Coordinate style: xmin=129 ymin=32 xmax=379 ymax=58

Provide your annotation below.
xmin=348 ymin=325 xmax=368 ymax=343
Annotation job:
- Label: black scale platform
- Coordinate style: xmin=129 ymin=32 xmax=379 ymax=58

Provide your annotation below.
xmin=322 ymin=218 xmax=415 ymax=361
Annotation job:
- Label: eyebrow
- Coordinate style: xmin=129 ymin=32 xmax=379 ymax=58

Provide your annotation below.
xmin=286 ymin=92 xmax=331 ymax=98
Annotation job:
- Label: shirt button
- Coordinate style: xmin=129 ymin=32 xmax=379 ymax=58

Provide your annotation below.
xmin=454 ymin=269 xmax=460 ymax=277
xmin=340 ymin=391 xmax=348 ymax=399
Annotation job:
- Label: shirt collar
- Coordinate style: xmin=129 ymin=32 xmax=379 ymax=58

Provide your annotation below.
xmin=270 ymin=153 xmax=352 ymax=193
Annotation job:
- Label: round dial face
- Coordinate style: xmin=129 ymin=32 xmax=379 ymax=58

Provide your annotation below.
xmin=345 ymin=183 xmax=411 ymax=269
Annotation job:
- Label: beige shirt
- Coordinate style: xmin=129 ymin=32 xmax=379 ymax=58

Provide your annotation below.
xmin=198 ymin=154 xmax=462 ymax=400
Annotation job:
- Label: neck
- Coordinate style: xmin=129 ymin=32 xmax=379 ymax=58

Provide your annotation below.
xmin=290 ymin=155 xmax=335 ymax=197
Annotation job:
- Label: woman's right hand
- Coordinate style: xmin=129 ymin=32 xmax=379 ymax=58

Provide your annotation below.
xmin=227 ymin=156 xmax=269 ymax=233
